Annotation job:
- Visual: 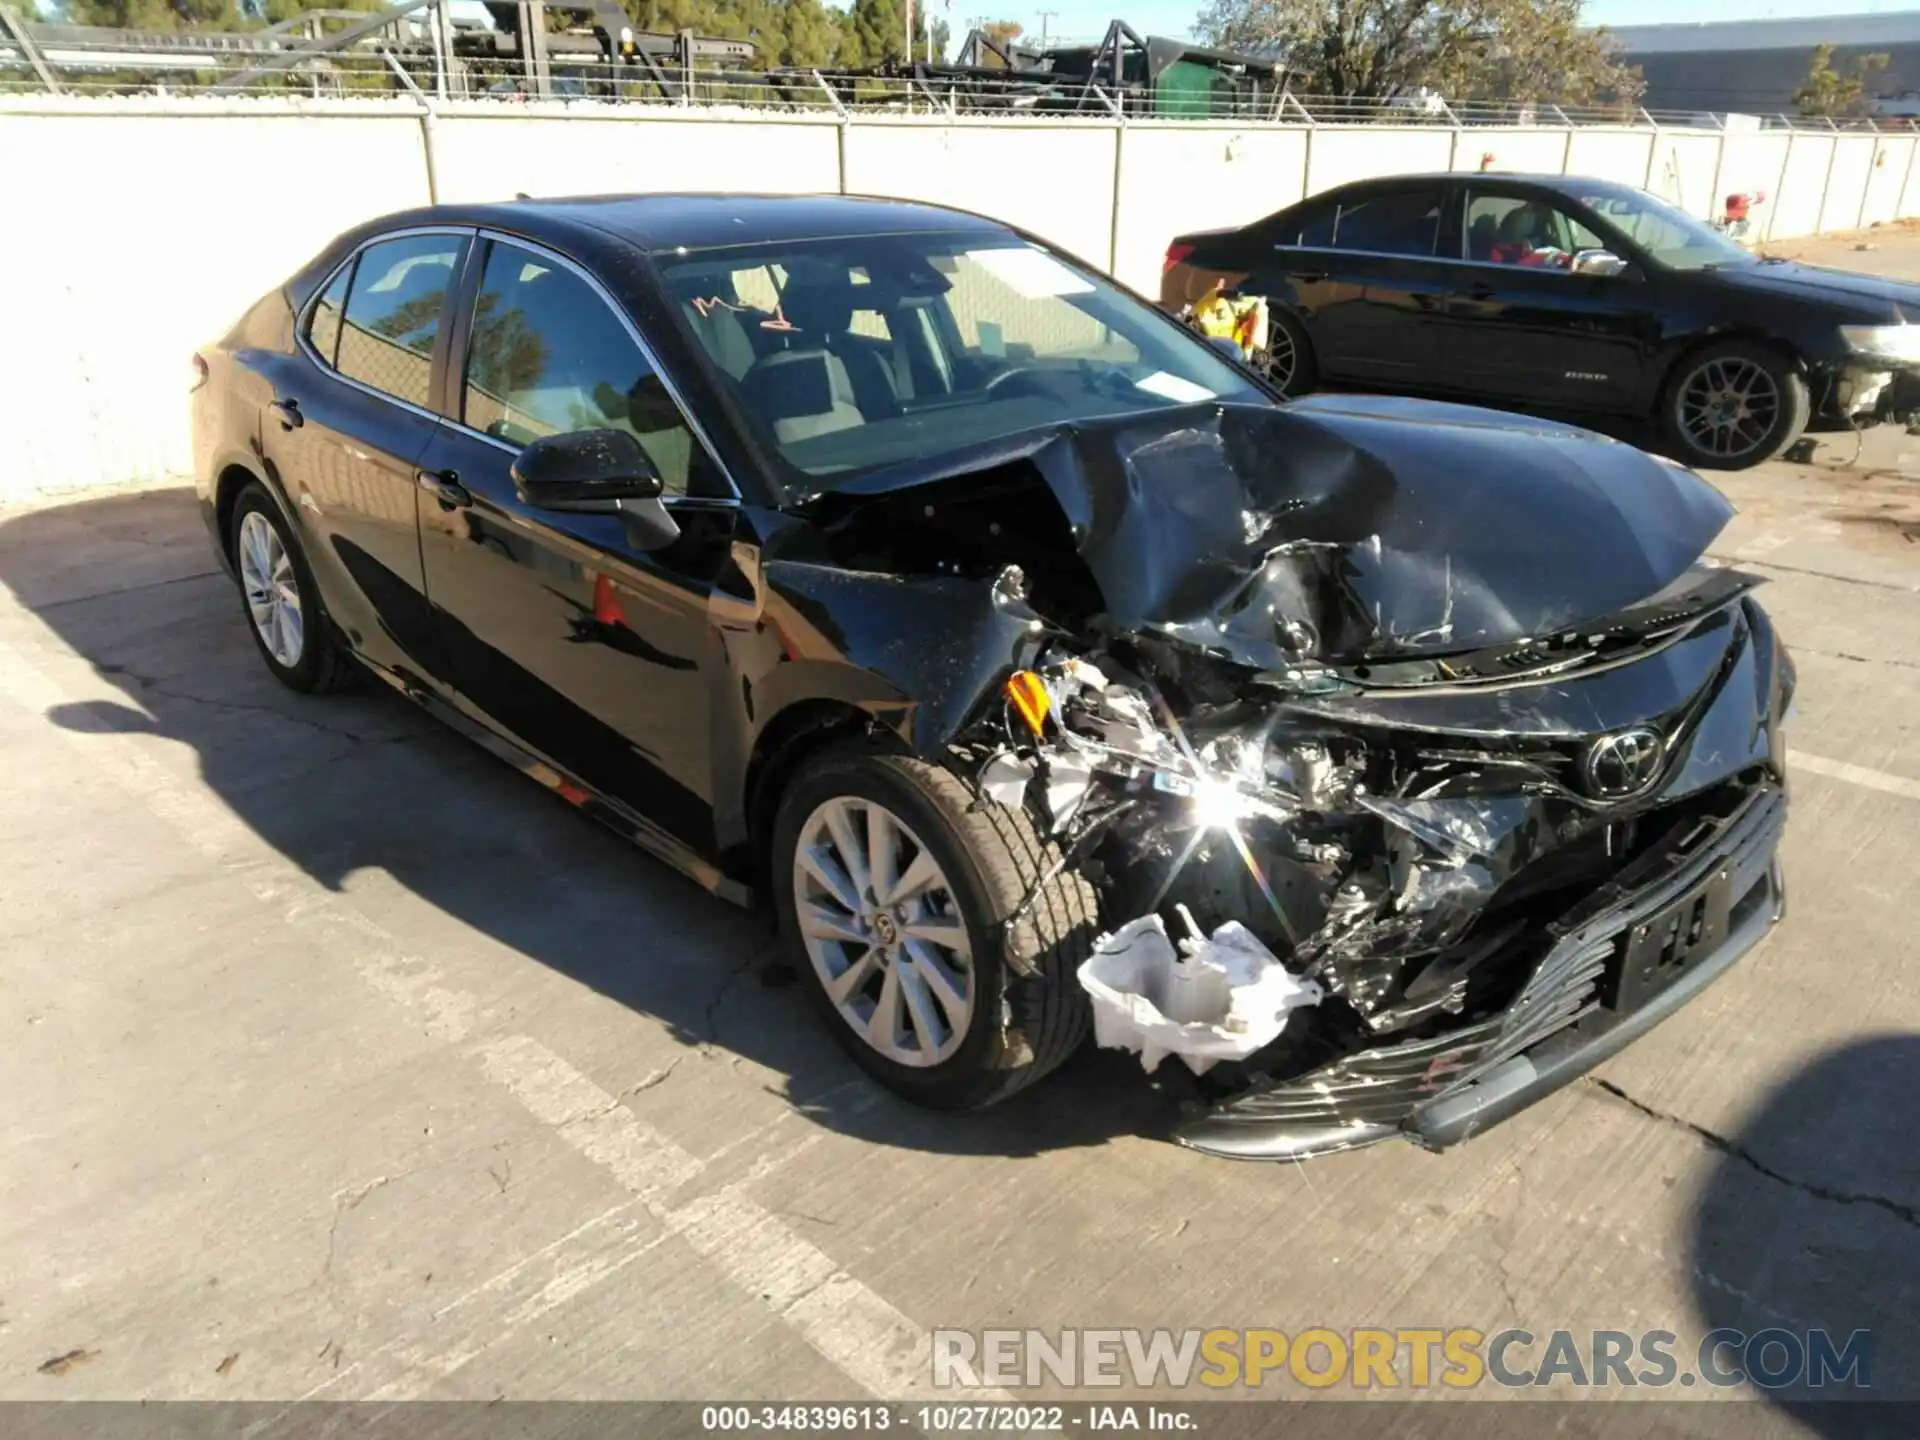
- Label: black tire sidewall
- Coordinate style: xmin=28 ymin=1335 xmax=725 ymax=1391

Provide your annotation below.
xmin=1662 ymin=342 xmax=1808 ymax=470
xmin=1268 ymin=306 xmax=1319 ymax=397
xmin=771 ymin=750 xmax=1017 ymax=1110
xmin=230 ymin=484 xmax=332 ymax=692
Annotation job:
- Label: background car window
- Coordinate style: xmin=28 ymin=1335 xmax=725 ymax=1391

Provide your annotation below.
xmin=307 ymin=262 xmax=353 ymax=369
xmin=462 ymin=241 xmax=708 ymax=498
xmin=336 ymin=234 xmax=462 ymax=407
xmin=1331 ymin=190 xmax=1444 ymax=257
xmin=1291 ymin=204 xmax=1336 ymax=248
xmin=1465 ymin=193 xmax=1606 ymax=269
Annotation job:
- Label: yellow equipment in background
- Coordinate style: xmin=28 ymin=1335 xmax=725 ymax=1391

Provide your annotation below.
xmin=1186 ymin=291 xmax=1269 ymax=362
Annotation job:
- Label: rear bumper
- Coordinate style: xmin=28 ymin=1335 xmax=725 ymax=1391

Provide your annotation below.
xmin=1176 ymin=786 xmax=1787 ymax=1161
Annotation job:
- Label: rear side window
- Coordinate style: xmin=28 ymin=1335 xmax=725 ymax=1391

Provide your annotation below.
xmin=307 ymin=262 xmax=352 ymax=368
xmin=1331 ymin=189 xmax=1445 ymax=257
xmin=1286 ymin=204 xmax=1336 ymax=248
xmin=335 ymin=234 xmax=464 ymax=407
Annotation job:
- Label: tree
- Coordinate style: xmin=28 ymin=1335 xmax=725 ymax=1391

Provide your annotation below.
xmin=1794 ymin=43 xmax=1890 ymax=119
xmin=854 ymin=0 xmax=909 ymax=65
xmin=1191 ymin=0 xmax=1642 ymax=105
xmin=781 ymin=0 xmax=839 ymax=66
xmin=974 ymin=17 xmax=1021 ymax=67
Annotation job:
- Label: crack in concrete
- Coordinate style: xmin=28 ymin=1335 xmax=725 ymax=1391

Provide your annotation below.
xmin=1793 ymin=645 xmax=1920 ymax=673
xmin=1586 ymin=1078 xmax=1919 ymax=1231
xmin=622 ymin=1057 xmax=683 ymax=1098
xmin=32 ymin=568 xmax=225 ymax=612
xmin=93 ymin=661 xmax=424 ymax=746
xmin=318 ymin=1172 xmax=409 ymax=1288
xmin=701 ymin=944 xmax=778 ymax=1052
xmin=1719 ymin=556 xmax=1920 ymax=594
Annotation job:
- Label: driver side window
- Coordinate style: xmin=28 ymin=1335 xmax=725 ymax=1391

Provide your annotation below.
xmin=461 ymin=240 xmax=718 ymax=498
xmin=1465 ymin=192 xmax=1605 ymax=269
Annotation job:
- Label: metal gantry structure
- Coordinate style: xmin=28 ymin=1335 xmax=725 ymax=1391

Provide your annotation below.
xmin=0 ymin=1 xmax=1904 ymax=130
xmin=0 ymin=2 xmax=1293 ymax=115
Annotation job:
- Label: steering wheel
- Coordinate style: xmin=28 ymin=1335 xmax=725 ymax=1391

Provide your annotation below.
xmin=982 ymin=363 xmax=1053 ymax=395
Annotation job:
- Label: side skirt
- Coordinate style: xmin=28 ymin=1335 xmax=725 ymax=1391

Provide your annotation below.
xmin=359 ymin=659 xmax=755 ymax=910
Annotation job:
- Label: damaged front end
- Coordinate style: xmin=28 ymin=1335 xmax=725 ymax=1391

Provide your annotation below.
xmin=798 ymin=399 xmax=1792 ymax=1159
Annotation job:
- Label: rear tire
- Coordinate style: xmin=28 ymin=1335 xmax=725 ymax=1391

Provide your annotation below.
xmin=229 ymin=484 xmax=355 ymax=695
xmin=1262 ymin=306 xmax=1319 ymax=398
xmin=771 ymin=745 xmax=1097 ymax=1110
xmin=1659 ymin=340 xmax=1810 ymax=470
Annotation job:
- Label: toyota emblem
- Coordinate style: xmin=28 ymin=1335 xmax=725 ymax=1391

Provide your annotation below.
xmin=1583 ymin=727 xmax=1666 ymax=801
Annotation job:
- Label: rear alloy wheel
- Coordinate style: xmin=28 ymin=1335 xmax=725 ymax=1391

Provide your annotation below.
xmin=1262 ymin=307 xmax=1319 ymax=399
xmin=229 ymin=484 xmax=356 ymax=694
xmin=772 ymin=747 xmax=1096 ymax=1110
xmin=1661 ymin=341 xmax=1810 ymax=470
xmin=238 ymin=509 xmax=303 ymax=671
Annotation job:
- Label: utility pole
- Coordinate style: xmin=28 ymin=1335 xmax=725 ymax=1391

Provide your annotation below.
xmin=1037 ymin=10 xmax=1056 ymax=48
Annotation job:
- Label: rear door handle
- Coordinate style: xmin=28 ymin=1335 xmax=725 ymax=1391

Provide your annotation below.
xmin=268 ymin=398 xmax=303 ymax=430
xmin=417 ymin=468 xmax=472 ymax=510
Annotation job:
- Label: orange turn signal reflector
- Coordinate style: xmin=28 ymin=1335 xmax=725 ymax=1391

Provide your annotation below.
xmin=1005 ymin=670 xmax=1051 ymax=736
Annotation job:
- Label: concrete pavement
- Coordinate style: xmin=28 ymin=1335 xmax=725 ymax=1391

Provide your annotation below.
xmin=0 ymin=430 xmax=1914 ymax=1421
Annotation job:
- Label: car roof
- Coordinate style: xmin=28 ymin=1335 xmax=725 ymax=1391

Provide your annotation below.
xmin=369 ymin=193 xmax=1011 ymax=254
xmin=1306 ymin=173 xmax=1632 ymax=200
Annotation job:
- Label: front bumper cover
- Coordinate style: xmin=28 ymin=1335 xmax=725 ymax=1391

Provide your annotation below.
xmin=1175 ymin=785 xmax=1787 ymax=1161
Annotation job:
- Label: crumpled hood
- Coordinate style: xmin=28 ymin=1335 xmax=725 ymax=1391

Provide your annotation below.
xmin=820 ymin=397 xmax=1732 ymax=671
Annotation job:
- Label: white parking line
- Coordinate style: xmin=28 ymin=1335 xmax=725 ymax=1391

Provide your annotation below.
xmin=0 ymin=617 xmax=1003 ymax=1404
xmin=1789 ymin=749 xmax=1920 ymax=803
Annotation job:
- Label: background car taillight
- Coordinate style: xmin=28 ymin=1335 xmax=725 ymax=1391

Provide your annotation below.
xmin=1162 ymin=242 xmax=1195 ymax=275
xmin=190 ymin=354 xmax=209 ymax=393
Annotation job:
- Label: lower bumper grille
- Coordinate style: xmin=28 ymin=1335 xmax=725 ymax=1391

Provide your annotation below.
xmin=1177 ymin=785 xmax=1787 ymax=1160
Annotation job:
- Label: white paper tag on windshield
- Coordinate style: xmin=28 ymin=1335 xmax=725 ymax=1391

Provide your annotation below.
xmin=966 ymin=246 xmax=1096 ymax=298
xmin=1134 ymin=371 xmax=1216 ymax=404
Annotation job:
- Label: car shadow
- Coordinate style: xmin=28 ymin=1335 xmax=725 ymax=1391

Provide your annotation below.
xmin=1685 ymin=1036 xmax=1920 ymax=1420
xmin=0 ymin=486 xmax=1178 ymax=1160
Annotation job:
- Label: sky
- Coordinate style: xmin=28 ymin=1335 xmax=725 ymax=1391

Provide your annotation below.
xmin=969 ymin=0 xmax=1920 ymax=48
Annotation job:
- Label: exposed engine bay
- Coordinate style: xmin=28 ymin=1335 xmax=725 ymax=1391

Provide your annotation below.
xmin=782 ymin=397 xmax=1793 ymax=1156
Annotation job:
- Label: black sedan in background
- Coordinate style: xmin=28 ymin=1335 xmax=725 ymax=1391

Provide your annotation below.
xmin=193 ymin=194 xmax=1789 ymax=1159
xmin=1162 ymin=172 xmax=1920 ymax=469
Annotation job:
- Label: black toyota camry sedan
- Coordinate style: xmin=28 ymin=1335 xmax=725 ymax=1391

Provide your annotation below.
xmin=1162 ymin=172 xmax=1920 ymax=470
xmin=193 ymin=194 xmax=1790 ymax=1159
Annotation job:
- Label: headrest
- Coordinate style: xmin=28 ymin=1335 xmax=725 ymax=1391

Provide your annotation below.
xmin=1498 ymin=207 xmax=1539 ymax=243
xmin=741 ymin=350 xmax=859 ymax=422
xmin=779 ymin=280 xmax=856 ymax=336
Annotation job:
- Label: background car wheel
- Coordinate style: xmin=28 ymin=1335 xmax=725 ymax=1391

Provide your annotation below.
xmin=772 ymin=745 xmax=1097 ymax=1110
xmin=1263 ymin=307 xmax=1319 ymax=398
xmin=1660 ymin=340 xmax=1810 ymax=470
xmin=230 ymin=484 xmax=355 ymax=695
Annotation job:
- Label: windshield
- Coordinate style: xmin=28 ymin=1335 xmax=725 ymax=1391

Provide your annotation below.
xmin=1562 ymin=182 xmax=1754 ymax=272
xmin=657 ymin=231 xmax=1265 ymax=493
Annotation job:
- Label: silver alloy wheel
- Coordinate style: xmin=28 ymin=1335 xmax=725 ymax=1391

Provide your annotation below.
xmin=237 ymin=510 xmax=304 ymax=670
xmin=1676 ymin=355 xmax=1780 ymax=460
xmin=792 ymin=796 xmax=974 ymax=1068
xmin=1265 ymin=325 xmax=1297 ymax=392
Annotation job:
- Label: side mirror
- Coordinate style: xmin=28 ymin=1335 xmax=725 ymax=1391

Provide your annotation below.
xmin=511 ymin=428 xmax=680 ymax=552
xmin=1571 ymin=248 xmax=1629 ymax=278
xmin=511 ymin=428 xmax=663 ymax=509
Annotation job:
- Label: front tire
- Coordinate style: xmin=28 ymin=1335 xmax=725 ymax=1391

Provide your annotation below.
xmin=772 ymin=746 xmax=1096 ymax=1110
xmin=1659 ymin=340 xmax=1810 ymax=470
xmin=230 ymin=484 xmax=355 ymax=694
